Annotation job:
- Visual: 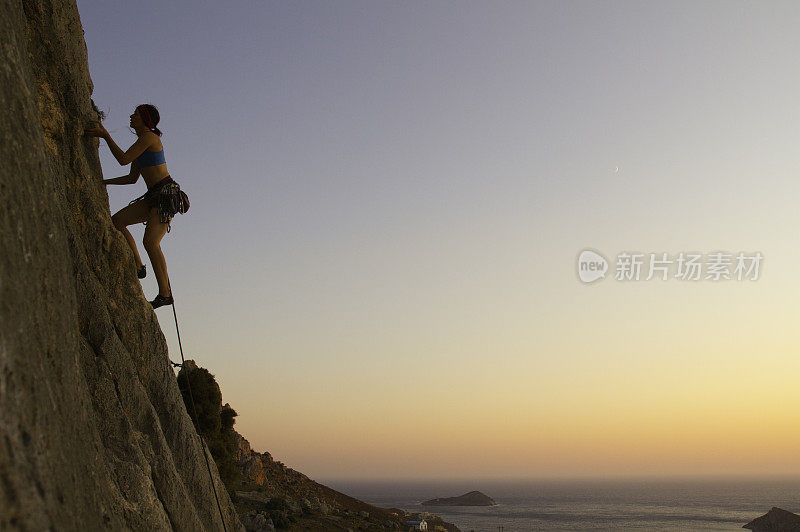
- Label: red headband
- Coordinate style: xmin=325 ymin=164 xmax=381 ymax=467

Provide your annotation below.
xmin=138 ymin=106 xmax=155 ymax=129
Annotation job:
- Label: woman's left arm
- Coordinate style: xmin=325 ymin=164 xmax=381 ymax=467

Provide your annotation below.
xmin=86 ymin=122 xmax=152 ymax=166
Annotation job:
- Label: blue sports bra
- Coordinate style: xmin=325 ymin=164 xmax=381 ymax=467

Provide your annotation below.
xmin=136 ymin=148 xmax=166 ymax=168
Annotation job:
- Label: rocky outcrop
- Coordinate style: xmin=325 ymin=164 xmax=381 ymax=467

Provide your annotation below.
xmin=422 ymin=490 xmax=496 ymax=506
xmin=233 ymin=432 xmax=406 ymax=529
xmin=743 ymin=507 xmax=800 ymax=531
xmin=0 ymin=0 xmax=240 ymax=529
xmin=231 ymin=432 xmax=460 ymax=530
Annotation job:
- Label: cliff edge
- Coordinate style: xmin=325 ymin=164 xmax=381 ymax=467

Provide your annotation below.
xmin=0 ymin=1 xmax=241 ymax=529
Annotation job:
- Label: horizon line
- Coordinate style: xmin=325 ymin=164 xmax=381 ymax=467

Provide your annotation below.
xmin=317 ymin=472 xmax=800 ymax=484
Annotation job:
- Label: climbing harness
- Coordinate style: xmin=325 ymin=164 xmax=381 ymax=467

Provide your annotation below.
xmin=128 ymin=176 xmax=190 ymax=232
xmin=157 ymin=181 xmax=189 ymax=227
xmin=168 ymin=281 xmax=228 ymax=532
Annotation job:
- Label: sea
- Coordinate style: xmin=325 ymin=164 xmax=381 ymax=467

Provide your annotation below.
xmin=323 ymin=477 xmax=800 ymax=531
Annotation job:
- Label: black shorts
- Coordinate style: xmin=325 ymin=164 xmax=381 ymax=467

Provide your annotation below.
xmin=130 ymin=175 xmax=187 ymax=231
xmin=143 ymin=175 xmax=175 ymax=209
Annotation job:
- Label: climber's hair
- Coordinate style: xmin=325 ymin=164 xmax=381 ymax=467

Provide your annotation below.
xmin=136 ymin=104 xmax=162 ymax=136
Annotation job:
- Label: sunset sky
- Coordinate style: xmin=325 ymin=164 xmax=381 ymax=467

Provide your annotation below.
xmin=76 ymin=0 xmax=800 ymax=481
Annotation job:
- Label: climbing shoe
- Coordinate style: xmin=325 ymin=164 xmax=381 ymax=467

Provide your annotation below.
xmin=150 ymin=293 xmax=173 ymax=309
xmin=137 ymin=264 xmax=147 ymax=279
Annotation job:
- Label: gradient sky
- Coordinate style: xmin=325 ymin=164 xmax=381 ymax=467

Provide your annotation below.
xmin=75 ymin=0 xmax=800 ymax=481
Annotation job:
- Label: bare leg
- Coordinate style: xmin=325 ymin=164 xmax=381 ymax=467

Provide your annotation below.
xmin=111 ymin=200 xmax=149 ymax=268
xmin=120 ymin=227 xmax=143 ymax=268
xmin=143 ymin=207 xmax=171 ymax=297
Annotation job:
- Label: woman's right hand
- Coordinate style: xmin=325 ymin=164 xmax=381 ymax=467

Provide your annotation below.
xmin=85 ymin=122 xmax=108 ymax=139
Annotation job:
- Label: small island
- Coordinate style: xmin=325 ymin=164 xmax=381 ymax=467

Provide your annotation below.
xmin=743 ymin=507 xmax=800 ymax=531
xmin=422 ymin=490 xmax=496 ymax=506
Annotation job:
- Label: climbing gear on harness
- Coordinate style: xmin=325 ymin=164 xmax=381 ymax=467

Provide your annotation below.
xmin=128 ymin=175 xmax=190 ymax=232
xmin=167 ymin=280 xmax=228 ymax=532
xmin=137 ymin=264 xmax=147 ymax=279
xmin=157 ymin=181 xmax=190 ymax=230
xmin=150 ymin=293 xmax=174 ymax=309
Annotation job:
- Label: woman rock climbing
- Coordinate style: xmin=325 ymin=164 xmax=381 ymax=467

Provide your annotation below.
xmin=86 ymin=104 xmax=186 ymax=309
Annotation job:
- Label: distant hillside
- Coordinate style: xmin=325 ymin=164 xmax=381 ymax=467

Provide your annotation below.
xmin=177 ymin=360 xmax=460 ymax=531
xmin=233 ymin=432 xmax=460 ymax=531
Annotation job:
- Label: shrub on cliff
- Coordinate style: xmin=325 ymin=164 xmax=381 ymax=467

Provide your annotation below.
xmin=176 ymin=364 xmax=242 ymax=498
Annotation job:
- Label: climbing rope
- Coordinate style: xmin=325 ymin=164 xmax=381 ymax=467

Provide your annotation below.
xmin=168 ymin=282 xmax=229 ymax=532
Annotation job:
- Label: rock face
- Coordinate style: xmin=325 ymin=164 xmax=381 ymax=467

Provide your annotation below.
xmin=0 ymin=1 xmax=241 ymax=530
xmin=743 ymin=507 xmax=800 ymax=531
xmin=422 ymin=490 xmax=497 ymax=506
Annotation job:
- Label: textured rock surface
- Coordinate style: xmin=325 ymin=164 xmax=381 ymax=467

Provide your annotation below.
xmin=0 ymin=0 xmax=241 ymax=529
